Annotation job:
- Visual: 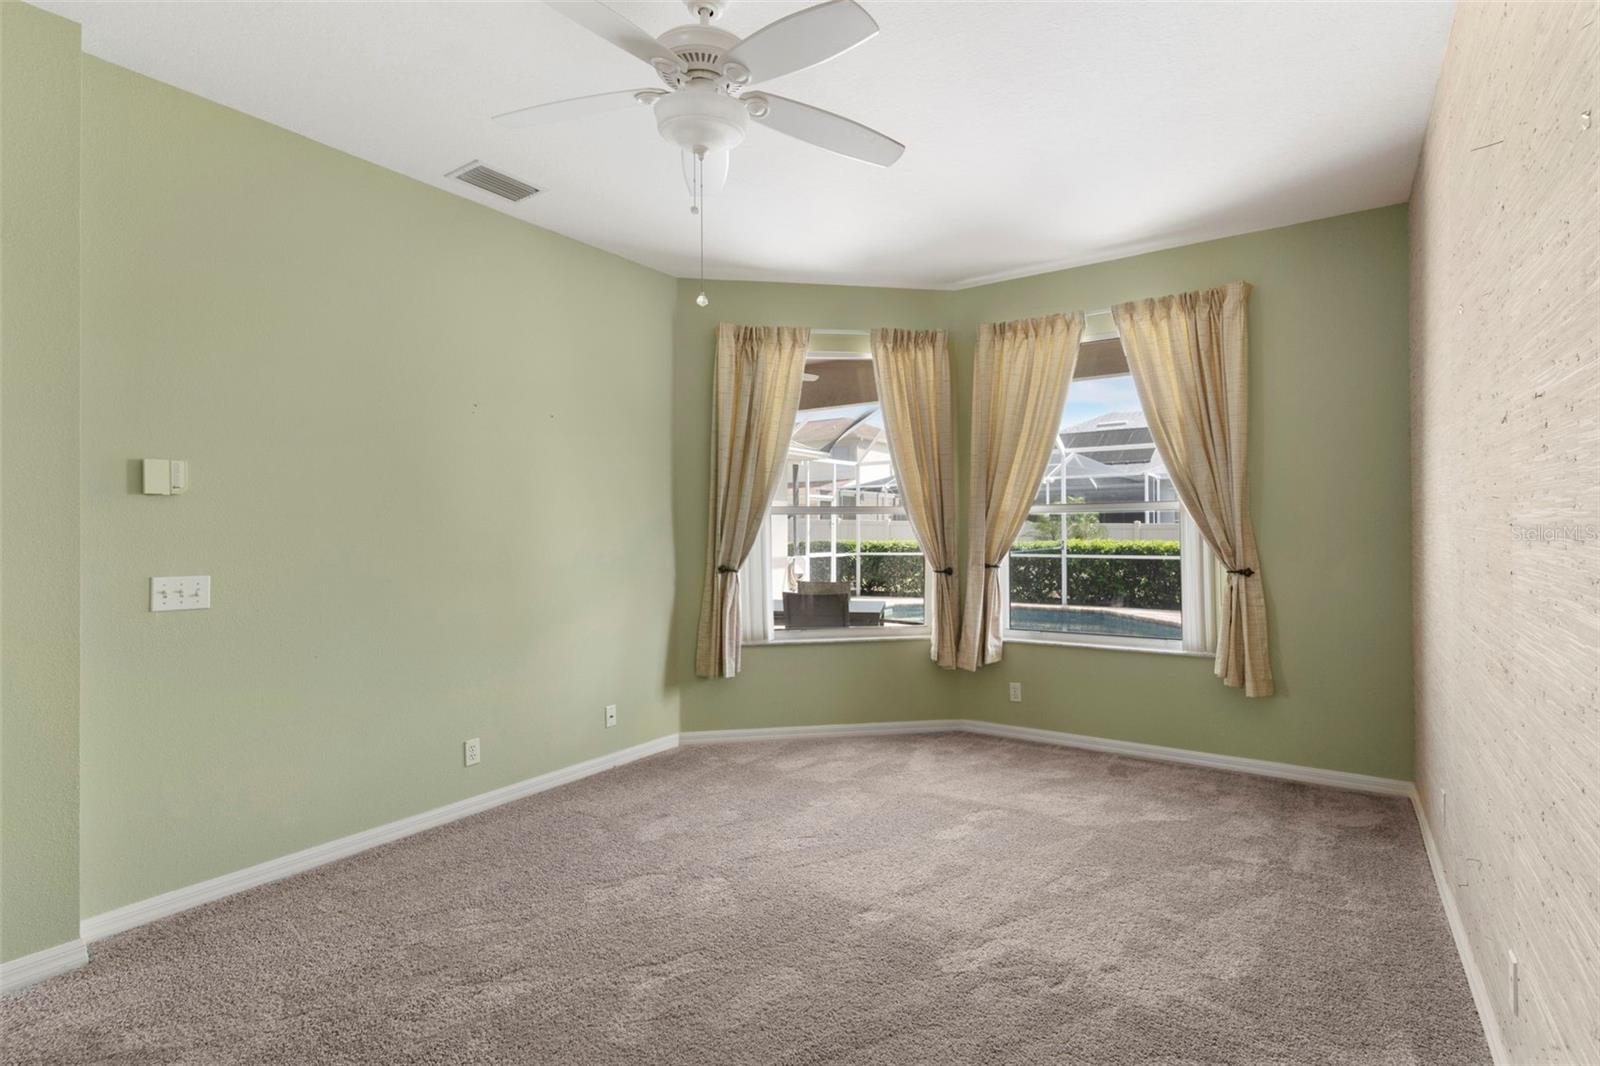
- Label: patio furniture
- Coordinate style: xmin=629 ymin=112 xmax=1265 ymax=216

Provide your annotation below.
xmin=848 ymin=599 xmax=886 ymax=626
xmin=784 ymin=581 xmax=850 ymax=629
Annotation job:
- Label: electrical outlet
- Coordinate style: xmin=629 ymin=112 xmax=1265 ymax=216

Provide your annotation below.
xmin=463 ymin=737 xmax=481 ymax=767
xmin=605 ymin=704 xmax=618 ymax=729
xmin=1008 ymin=682 xmax=1022 ymax=703
xmin=1508 ymin=951 xmax=1519 ymax=1016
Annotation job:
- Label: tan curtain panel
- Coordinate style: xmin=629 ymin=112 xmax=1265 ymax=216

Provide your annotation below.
xmin=871 ymin=328 xmax=958 ymax=669
xmin=694 ymin=324 xmax=810 ymax=678
xmin=956 ymin=314 xmax=1083 ymax=671
xmin=1112 ymin=282 xmax=1274 ymax=696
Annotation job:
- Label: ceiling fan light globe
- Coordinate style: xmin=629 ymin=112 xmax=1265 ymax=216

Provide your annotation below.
xmin=654 ymin=88 xmax=749 ymax=154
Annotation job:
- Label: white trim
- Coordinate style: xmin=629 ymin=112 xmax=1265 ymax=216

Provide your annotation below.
xmin=80 ymin=733 xmax=680 ymax=943
xmin=0 ymin=938 xmax=88 ymax=996
xmin=962 ymin=720 xmax=1412 ymax=795
xmin=1000 ymin=629 xmax=1188 ymax=655
xmin=681 ymin=720 xmax=962 ymax=745
xmin=1000 ymin=635 xmax=1212 ymax=658
xmin=1409 ymin=788 xmax=1511 ymax=1065
xmin=683 ymin=719 xmax=1412 ymax=796
xmin=749 ymin=632 xmax=930 ymax=647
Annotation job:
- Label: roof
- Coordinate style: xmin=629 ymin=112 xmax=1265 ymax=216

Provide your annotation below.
xmin=1062 ymin=410 xmax=1148 ymax=434
xmin=1051 ymin=449 xmax=1168 ymax=482
xmin=1057 ymin=451 xmax=1126 ymax=477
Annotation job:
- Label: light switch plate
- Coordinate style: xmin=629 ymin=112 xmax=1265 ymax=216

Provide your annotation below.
xmin=142 ymin=459 xmax=189 ymax=495
xmin=151 ymin=575 xmax=211 ymax=612
xmin=142 ymin=458 xmax=172 ymax=495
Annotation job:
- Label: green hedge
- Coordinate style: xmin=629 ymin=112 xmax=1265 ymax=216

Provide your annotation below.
xmin=798 ymin=539 xmax=924 ymax=596
xmin=792 ymin=538 xmax=1178 ymax=606
xmin=1011 ymin=539 xmax=1179 ymax=609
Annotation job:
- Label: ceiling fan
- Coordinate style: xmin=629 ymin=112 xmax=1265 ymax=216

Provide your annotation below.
xmin=494 ymin=0 xmax=906 ymax=195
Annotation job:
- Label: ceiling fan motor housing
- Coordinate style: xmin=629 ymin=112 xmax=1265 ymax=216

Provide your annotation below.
xmin=654 ymin=86 xmax=749 ymax=155
xmin=656 ymin=25 xmax=743 ymax=87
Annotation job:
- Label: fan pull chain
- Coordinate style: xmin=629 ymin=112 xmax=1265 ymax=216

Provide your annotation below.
xmin=694 ymin=149 xmax=709 ymax=307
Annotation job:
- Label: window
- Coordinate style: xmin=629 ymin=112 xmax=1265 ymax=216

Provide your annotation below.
xmin=742 ymin=343 xmax=930 ymax=642
xmin=1001 ymin=319 xmax=1217 ymax=653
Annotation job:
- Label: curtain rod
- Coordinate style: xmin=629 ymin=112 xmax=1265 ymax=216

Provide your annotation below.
xmin=809 ymin=311 xmax=1119 ymax=356
xmin=815 ymin=311 xmax=1115 ymax=334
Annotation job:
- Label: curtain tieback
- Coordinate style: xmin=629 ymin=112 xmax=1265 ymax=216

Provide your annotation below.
xmin=717 ymin=565 xmax=738 ymax=574
xmin=1226 ymin=567 xmax=1255 ymax=577
xmin=934 ymin=566 xmax=954 ymax=576
xmin=984 ymin=563 xmax=1002 ymax=569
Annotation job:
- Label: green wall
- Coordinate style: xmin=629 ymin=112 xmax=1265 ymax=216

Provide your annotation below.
xmin=76 ymin=58 xmax=680 ymax=917
xmin=948 ymin=207 xmax=1413 ymax=778
xmin=675 ymin=207 xmax=1414 ymax=780
xmin=670 ymin=282 xmax=953 ymax=730
xmin=0 ymin=1 xmax=83 ymax=963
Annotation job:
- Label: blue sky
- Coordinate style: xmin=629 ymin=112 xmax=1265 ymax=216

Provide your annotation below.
xmin=1062 ymin=373 xmax=1140 ymax=429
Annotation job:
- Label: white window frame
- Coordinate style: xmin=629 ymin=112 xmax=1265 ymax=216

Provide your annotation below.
xmin=999 ymin=499 xmax=1212 ymax=655
xmin=744 ymin=343 xmax=934 ymax=646
xmin=746 ymin=504 xmax=934 ymax=645
xmin=999 ymin=324 xmax=1217 ymax=658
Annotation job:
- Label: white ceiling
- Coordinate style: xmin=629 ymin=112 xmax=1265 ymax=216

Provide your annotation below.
xmin=42 ymin=0 xmax=1453 ymax=289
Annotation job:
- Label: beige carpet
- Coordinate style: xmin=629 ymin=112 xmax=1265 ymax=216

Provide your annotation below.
xmin=2 ymin=733 xmax=1486 ymax=1065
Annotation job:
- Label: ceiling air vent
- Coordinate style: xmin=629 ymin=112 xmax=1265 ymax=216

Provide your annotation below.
xmin=447 ymin=161 xmax=539 ymax=202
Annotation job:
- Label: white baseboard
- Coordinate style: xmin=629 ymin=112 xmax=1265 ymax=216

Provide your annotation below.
xmin=1410 ymin=789 xmax=1511 ymax=1065
xmin=961 ymin=720 xmax=1414 ymax=796
xmin=684 ymin=718 xmax=1412 ymax=797
xmin=1 ymin=939 xmax=88 ymax=996
xmin=80 ymin=733 xmax=679 ymax=944
xmin=679 ymin=719 xmax=962 ymax=745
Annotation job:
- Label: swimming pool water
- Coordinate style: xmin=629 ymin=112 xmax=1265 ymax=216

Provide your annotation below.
xmin=883 ymin=603 xmax=1179 ymax=640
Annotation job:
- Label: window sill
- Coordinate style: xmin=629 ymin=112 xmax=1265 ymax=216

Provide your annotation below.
xmin=746 ymin=629 xmax=930 ymax=648
xmin=1002 ymin=633 xmax=1215 ymax=658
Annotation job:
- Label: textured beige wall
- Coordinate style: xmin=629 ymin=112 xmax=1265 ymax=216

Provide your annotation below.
xmin=1410 ymin=3 xmax=1599 ymax=1062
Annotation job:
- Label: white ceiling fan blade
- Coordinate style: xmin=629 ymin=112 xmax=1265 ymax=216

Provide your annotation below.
xmin=493 ymin=89 xmax=663 ymax=130
xmin=681 ymin=149 xmax=730 ymax=196
xmin=544 ymin=1 xmax=683 ymax=71
xmin=725 ymin=0 xmax=878 ymax=86
xmin=748 ymin=94 xmax=904 ymax=167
